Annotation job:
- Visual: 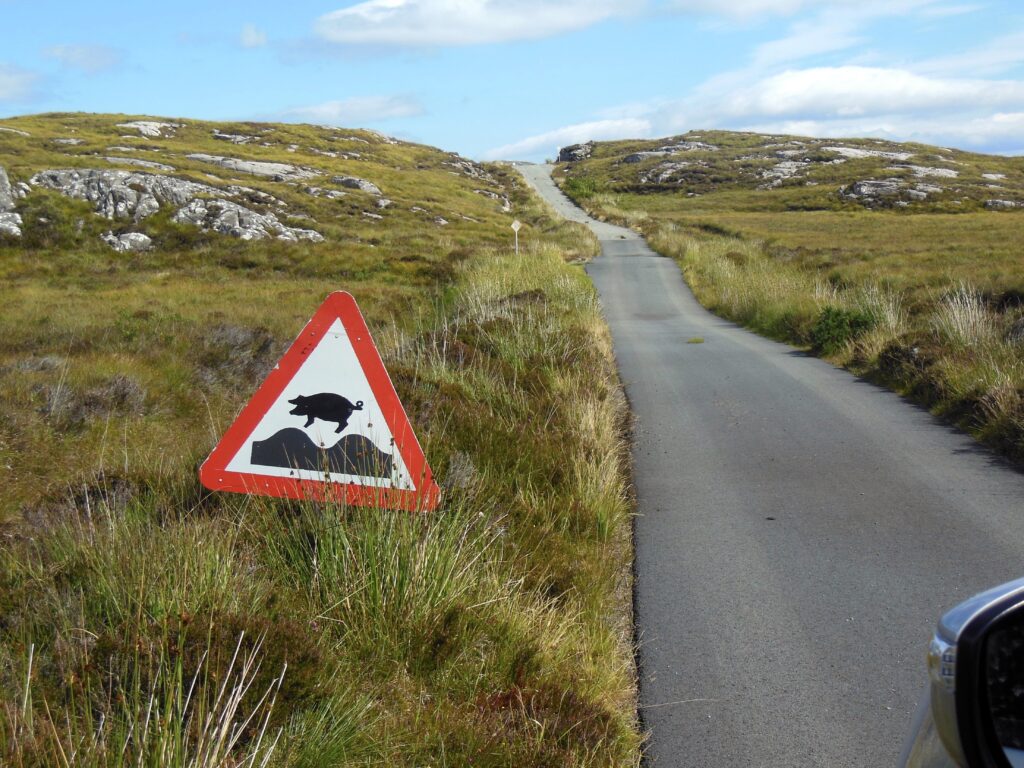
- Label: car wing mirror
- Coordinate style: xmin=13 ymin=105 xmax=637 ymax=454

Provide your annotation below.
xmin=925 ymin=577 xmax=1024 ymax=767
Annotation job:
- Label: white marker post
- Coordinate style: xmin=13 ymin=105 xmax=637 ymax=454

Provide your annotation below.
xmin=511 ymin=219 xmax=521 ymax=255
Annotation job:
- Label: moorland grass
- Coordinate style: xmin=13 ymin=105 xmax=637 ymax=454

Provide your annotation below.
xmin=0 ymin=115 xmax=641 ymax=766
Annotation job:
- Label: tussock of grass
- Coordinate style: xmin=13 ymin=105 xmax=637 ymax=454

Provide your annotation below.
xmin=0 ymin=115 xmax=639 ymax=766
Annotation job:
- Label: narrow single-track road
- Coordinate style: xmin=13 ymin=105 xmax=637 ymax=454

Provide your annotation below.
xmin=518 ymin=163 xmax=1024 ymax=767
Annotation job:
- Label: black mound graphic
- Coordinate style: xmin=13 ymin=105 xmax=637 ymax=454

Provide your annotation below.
xmin=250 ymin=428 xmax=393 ymax=478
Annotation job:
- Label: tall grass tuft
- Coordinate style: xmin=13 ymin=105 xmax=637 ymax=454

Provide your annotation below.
xmin=932 ymin=282 xmax=999 ymax=350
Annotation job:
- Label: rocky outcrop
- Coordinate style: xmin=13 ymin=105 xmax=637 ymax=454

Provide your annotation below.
xmin=474 ymin=188 xmax=511 ymax=212
xmin=53 ymin=138 xmax=84 ymax=146
xmin=890 ymin=165 xmax=959 ymax=179
xmin=31 ymin=169 xmax=219 ymax=221
xmin=332 ymin=175 xmax=382 ymax=195
xmin=986 ymin=199 xmax=1021 ymax=210
xmin=174 ymin=199 xmax=323 ymax=242
xmin=824 ymin=146 xmax=914 ymax=162
xmin=29 ymin=168 xmax=308 ymax=242
xmin=983 ymin=173 xmax=1007 ymax=181
xmin=303 ymin=185 xmax=348 ymax=199
xmin=212 ymin=130 xmax=256 ymax=145
xmin=117 ymin=121 xmax=181 ymax=138
xmin=840 ymin=178 xmax=946 ymax=207
xmin=105 ymin=157 xmax=176 ymax=171
xmin=0 ymin=167 xmax=23 ymax=237
xmin=101 ymin=231 xmax=152 ymax=252
xmin=640 ymin=161 xmax=691 ymax=185
xmin=558 ymin=142 xmax=594 ymax=163
xmin=443 ymin=157 xmax=497 ymax=184
xmin=186 ymin=154 xmax=318 ymax=181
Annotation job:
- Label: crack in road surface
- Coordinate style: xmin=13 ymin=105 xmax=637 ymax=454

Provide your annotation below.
xmin=517 ymin=163 xmax=1024 ymax=767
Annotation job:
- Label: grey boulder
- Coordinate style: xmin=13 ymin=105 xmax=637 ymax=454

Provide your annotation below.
xmin=101 ymin=231 xmax=153 ymax=252
xmin=173 ymin=199 xmax=323 ymax=242
xmin=332 ymin=175 xmax=382 ymax=195
xmin=186 ymin=154 xmax=318 ymax=181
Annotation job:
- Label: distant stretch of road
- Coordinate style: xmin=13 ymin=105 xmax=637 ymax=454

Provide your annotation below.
xmin=518 ymin=163 xmax=1024 ymax=767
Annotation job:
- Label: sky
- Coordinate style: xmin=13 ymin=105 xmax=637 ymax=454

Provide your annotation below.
xmin=1 ymin=0 xmax=1023 ymax=160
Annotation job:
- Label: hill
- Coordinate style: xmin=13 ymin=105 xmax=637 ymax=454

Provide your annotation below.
xmin=555 ymin=130 xmax=1024 ymax=463
xmin=0 ymin=114 xmax=640 ymax=766
xmin=556 ymin=129 xmax=1024 ymax=212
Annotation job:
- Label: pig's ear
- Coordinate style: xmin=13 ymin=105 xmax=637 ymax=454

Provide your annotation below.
xmin=288 ymin=397 xmax=300 ymax=404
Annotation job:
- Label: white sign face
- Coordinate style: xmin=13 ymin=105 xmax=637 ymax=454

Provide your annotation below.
xmin=511 ymin=220 xmax=521 ymax=232
xmin=224 ymin=319 xmax=414 ymax=490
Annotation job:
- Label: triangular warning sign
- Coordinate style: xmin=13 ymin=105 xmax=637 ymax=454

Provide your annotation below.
xmin=200 ymin=292 xmax=439 ymax=511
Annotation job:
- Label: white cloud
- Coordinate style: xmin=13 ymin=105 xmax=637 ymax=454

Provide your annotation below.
xmin=918 ymin=31 xmax=1024 ymax=77
xmin=712 ymin=67 xmax=1024 ymax=120
xmin=241 ymin=23 xmax=268 ymax=48
xmin=282 ymin=95 xmax=425 ymax=124
xmin=315 ymin=0 xmax=642 ymax=47
xmin=665 ymin=0 xmax=861 ymax=19
xmin=43 ymin=44 xmax=121 ymax=74
xmin=0 ymin=63 xmax=38 ymax=101
xmin=482 ymin=118 xmax=652 ymax=160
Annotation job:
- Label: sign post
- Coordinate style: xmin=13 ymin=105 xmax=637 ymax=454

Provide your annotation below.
xmin=511 ymin=219 xmax=521 ymax=255
xmin=199 ymin=291 xmax=439 ymax=511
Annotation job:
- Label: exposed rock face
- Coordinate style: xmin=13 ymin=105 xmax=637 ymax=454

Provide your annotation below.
xmin=840 ymin=178 xmax=906 ymax=205
xmin=558 ymin=142 xmax=594 ymax=163
xmin=174 ymin=199 xmax=323 ymax=242
xmin=30 ymin=168 xmax=306 ymax=241
xmin=105 ymin=157 xmax=176 ymax=171
xmin=824 ymin=146 xmax=914 ymax=162
xmin=212 ymin=130 xmax=256 ymax=145
xmin=304 ymin=186 xmax=347 ymax=200
xmin=890 ymin=165 xmax=959 ymax=179
xmin=186 ymin=154 xmax=319 ymax=181
xmin=640 ymin=161 xmax=691 ymax=184
xmin=443 ymin=156 xmax=497 ymax=184
xmin=117 ymin=121 xmax=182 ymax=138
xmin=31 ymin=169 xmax=218 ymax=221
xmin=986 ymin=199 xmax=1021 ymax=210
xmin=332 ymin=175 xmax=382 ymax=195
xmin=101 ymin=231 xmax=152 ymax=252
xmin=53 ymin=138 xmax=84 ymax=146
xmin=983 ymin=173 xmax=1008 ymax=181
xmin=0 ymin=167 xmax=23 ymax=237
xmin=760 ymin=160 xmax=811 ymax=188
xmin=474 ymin=188 xmax=511 ymax=212
xmin=624 ymin=151 xmax=670 ymax=164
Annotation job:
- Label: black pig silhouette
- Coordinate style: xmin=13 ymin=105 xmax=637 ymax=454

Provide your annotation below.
xmin=288 ymin=393 xmax=364 ymax=433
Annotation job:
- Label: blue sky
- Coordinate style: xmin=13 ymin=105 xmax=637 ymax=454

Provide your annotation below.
xmin=2 ymin=0 xmax=1023 ymax=160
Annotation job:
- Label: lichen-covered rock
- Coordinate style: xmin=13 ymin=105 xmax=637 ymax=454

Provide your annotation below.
xmin=443 ymin=156 xmax=497 ymax=184
xmin=825 ymin=146 xmax=914 ymax=162
xmin=986 ymin=199 xmax=1021 ymax=210
xmin=558 ymin=142 xmax=594 ymax=163
xmin=304 ymin=186 xmax=347 ymax=200
xmin=117 ymin=121 xmax=182 ymax=138
xmin=840 ymin=178 xmax=906 ymax=204
xmin=101 ymin=231 xmax=152 ymax=252
xmin=186 ymin=154 xmax=319 ymax=181
xmin=173 ymin=198 xmax=323 ymax=242
xmin=105 ymin=156 xmax=176 ymax=171
xmin=212 ymin=130 xmax=256 ymax=144
xmin=0 ymin=166 xmax=22 ymax=236
xmin=474 ymin=188 xmax=511 ymax=212
xmin=332 ymin=175 xmax=382 ymax=195
xmin=31 ymin=169 xmax=219 ymax=221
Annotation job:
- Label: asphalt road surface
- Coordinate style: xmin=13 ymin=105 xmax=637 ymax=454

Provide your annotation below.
xmin=518 ymin=163 xmax=1024 ymax=767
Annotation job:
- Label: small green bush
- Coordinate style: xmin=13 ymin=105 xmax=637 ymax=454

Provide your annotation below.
xmin=563 ymin=176 xmax=602 ymax=199
xmin=811 ymin=306 xmax=875 ymax=355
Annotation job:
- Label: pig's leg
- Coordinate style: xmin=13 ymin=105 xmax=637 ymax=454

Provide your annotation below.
xmin=304 ymin=416 xmax=315 ymax=428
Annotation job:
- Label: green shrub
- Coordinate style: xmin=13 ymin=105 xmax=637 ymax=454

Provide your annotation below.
xmin=562 ymin=177 xmax=602 ymax=199
xmin=811 ymin=306 xmax=875 ymax=355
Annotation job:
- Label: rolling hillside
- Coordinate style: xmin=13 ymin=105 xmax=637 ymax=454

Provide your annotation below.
xmin=0 ymin=114 xmax=640 ymax=767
